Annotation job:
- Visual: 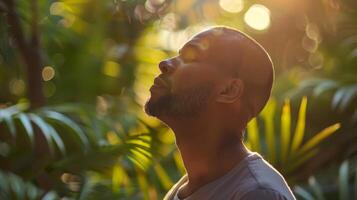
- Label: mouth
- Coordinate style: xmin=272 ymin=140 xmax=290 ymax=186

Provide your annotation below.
xmin=154 ymin=76 xmax=170 ymax=88
xmin=150 ymin=76 xmax=170 ymax=92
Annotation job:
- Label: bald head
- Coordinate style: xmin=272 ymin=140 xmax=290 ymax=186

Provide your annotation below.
xmin=146 ymin=26 xmax=273 ymax=123
xmin=192 ymin=27 xmax=274 ymax=118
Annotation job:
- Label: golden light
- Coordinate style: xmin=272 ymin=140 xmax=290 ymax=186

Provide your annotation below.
xmin=42 ymin=66 xmax=55 ymax=81
xmin=158 ymin=24 xmax=214 ymax=51
xmin=103 ymin=61 xmax=121 ymax=77
xmin=9 ymin=79 xmax=25 ymax=96
xmin=219 ymin=0 xmax=244 ymax=13
xmin=244 ymin=4 xmax=271 ymax=31
xmin=50 ymin=2 xmax=65 ymax=15
xmin=106 ymin=131 xmax=121 ymax=145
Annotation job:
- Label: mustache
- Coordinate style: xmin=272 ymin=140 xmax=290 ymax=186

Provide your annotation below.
xmin=157 ymin=74 xmax=172 ymax=89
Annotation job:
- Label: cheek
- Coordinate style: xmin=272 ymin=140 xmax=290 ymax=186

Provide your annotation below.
xmin=170 ymin=66 xmax=217 ymax=93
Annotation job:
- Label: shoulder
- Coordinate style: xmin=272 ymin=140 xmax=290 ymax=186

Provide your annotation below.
xmin=236 ymin=153 xmax=296 ymax=199
xmin=238 ymin=188 xmax=288 ymax=200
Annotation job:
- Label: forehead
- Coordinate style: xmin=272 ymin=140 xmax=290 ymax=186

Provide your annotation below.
xmin=181 ymin=29 xmax=246 ymax=76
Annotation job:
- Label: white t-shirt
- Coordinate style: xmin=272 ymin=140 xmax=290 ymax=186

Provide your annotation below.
xmin=164 ymin=152 xmax=296 ymax=200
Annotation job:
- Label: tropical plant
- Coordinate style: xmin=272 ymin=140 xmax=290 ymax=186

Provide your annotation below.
xmin=0 ymin=101 xmax=178 ymax=199
xmin=0 ymin=169 xmax=59 ymax=200
xmin=245 ymin=96 xmax=341 ymax=182
xmin=294 ymin=159 xmax=357 ymax=200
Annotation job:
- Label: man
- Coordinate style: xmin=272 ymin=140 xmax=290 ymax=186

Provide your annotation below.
xmin=144 ymin=27 xmax=296 ymax=200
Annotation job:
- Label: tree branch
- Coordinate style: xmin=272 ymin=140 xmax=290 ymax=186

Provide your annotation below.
xmin=3 ymin=0 xmax=45 ymax=108
xmin=3 ymin=0 xmax=29 ymax=59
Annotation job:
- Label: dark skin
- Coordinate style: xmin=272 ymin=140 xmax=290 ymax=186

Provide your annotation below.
xmin=148 ymin=29 xmax=254 ymax=198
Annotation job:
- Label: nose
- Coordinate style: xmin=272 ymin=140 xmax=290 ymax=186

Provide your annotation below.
xmin=159 ymin=59 xmax=176 ymax=74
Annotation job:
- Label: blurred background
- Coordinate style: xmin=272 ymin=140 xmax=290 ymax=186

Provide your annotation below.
xmin=0 ymin=0 xmax=357 ymax=199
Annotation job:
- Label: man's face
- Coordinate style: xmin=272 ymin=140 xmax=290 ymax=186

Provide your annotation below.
xmin=145 ymin=32 xmax=224 ymax=119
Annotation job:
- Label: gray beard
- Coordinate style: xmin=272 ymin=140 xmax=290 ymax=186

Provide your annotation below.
xmin=144 ymin=84 xmax=213 ymax=119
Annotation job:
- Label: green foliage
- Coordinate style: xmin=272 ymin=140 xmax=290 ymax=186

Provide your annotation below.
xmin=0 ymin=169 xmax=59 ymax=200
xmin=294 ymin=160 xmax=357 ymax=200
xmin=0 ymin=102 xmax=178 ymax=199
xmin=246 ymin=97 xmax=341 ymax=180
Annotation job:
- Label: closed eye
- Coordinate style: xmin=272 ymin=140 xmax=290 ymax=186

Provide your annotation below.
xmin=180 ymin=47 xmax=200 ymax=63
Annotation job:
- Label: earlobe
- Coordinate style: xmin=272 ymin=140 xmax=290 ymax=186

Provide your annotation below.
xmin=216 ymin=79 xmax=244 ymax=103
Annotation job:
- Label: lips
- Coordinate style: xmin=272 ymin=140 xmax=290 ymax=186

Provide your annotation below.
xmin=153 ymin=77 xmax=170 ymax=89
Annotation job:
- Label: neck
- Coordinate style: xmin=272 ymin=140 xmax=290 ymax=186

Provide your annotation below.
xmin=163 ymin=115 xmax=250 ymax=197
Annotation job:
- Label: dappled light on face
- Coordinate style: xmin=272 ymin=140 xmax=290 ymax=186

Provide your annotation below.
xmin=219 ymin=0 xmax=244 ymax=13
xmin=42 ymin=66 xmax=55 ymax=81
xmin=244 ymin=4 xmax=271 ymax=31
xmin=102 ymin=61 xmax=121 ymax=78
xmin=181 ymin=47 xmax=199 ymax=62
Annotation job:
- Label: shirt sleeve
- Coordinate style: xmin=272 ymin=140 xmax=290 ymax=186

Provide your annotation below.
xmin=239 ymin=188 xmax=288 ymax=200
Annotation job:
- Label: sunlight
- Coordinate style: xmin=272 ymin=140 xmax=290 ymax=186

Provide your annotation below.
xmin=103 ymin=61 xmax=121 ymax=78
xmin=42 ymin=66 xmax=55 ymax=81
xmin=219 ymin=0 xmax=244 ymax=13
xmin=244 ymin=4 xmax=271 ymax=31
xmin=158 ymin=24 xmax=214 ymax=51
xmin=9 ymin=79 xmax=25 ymax=96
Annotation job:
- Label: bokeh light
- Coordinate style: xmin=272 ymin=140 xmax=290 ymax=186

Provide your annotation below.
xmin=244 ymin=4 xmax=271 ymax=31
xmin=9 ymin=79 xmax=25 ymax=96
xmin=42 ymin=66 xmax=55 ymax=81
xmin=219 ymin=0 xmax=244 ymax=13
xmin=50 ymin=2 xmax=65 ymax=15
xmin=103 ymin=61 xmax=121 ymax=78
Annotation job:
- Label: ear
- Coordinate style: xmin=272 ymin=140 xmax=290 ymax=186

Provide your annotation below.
xmin=216 ymin=79 xmax=244 ymax=103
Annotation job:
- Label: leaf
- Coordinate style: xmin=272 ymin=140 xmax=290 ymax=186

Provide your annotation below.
xmin=42 ymin=191 xmax=59 ymax=200
xmin=313 ymin=80 xmax=338 ymax=97
xmin=173 ymin=150 xmax=186 ymax=175
xmin=136 ymin=168 xmax=150 ymax=200
xmin=0 ymin=171 xmax=10 ymax=194
xmin=17 ymin=113 xmax=35 ymax=147
xmin=298 ymin=123 xmax=341 ymax=155
xmin=29 ymin=113 xmax=66 ymax=155
xmin=3 ymin=114 xmax=16 ymax=137
xmin=0 ymin=106 xmax=18 ymax=137
xmin=339 ymin=160 xmax=349 ymax=200
xmin=41 ymin=110 xmax=90 ymax=150
xmin=281 ymin=99 xmax=291 ymax=164
xmin=246 ymin=118 xmax=260 ymax=152
xmin=308 ymin=176 xmax=325 ymax=200
xmin=338 ymin=85 xmax=357 ymax=111
xmin=293 ymin=186 xmax=315 ymax=200
xmin=154 ymin=163 xmax=173 ymax=190
xmin=9 ymin=172 xmax=25 ymax=200
xmin=299 ymin=78 xmax=324 ymax=89
xmin=291 ymin=96 xmax=307 ymax=153
xmin=112 ymin=165 xmax=129 ymax=192
xmin=332 ymin=87 xmax=348 ymax=110
xmin=287 ymin=148 xmax=318 ymax=174
xmin=260 ymin=98 xmax=276 ymax=163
